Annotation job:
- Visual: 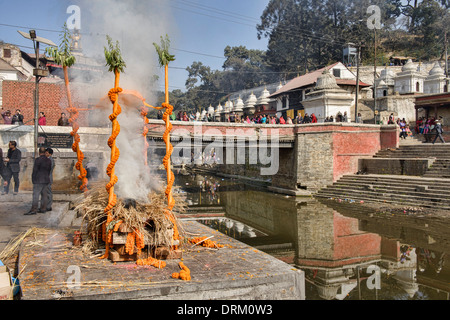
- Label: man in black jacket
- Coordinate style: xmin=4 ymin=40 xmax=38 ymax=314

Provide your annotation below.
xmin=0 ymin=147 xmax=5 ymax=186
xmin=25 ymin=147 xmax=52 ymax=215
xmin=11 ymin=109 xmax=24 ymax=125
xmin=432 ymin=120 xmax=446 ymax=144
xmin=45 ymin=148 xmax=55 ymax=212
xmin=3 ymin=141 xmax=21 ymax=195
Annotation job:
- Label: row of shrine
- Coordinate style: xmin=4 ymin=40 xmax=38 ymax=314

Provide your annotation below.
xmin=206 ymin=59 xmax=449 ymax=124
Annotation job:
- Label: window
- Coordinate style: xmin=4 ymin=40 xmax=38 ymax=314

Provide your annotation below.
xmin=282 ymin=96 xmax=287 ymax=109
xmin=333 ymin=68 xmax=341 ymax=78
xmin=416 ymin=82 xmax=420 ymax=92
xmin=3 ymin=49 xmax=11 ymax=58
xmin=383 ymin=90 xmax=387 ymax=97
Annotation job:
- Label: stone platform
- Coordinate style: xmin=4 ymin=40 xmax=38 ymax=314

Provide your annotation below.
xmin=17 ymin=220 xmax=305 ymax=300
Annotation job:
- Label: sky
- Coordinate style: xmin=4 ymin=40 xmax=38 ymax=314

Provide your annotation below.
xmin=0 ymin=0 xmax=270 ymax=94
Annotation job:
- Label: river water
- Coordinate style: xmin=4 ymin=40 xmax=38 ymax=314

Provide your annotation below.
xmin=173 ymin=171 xmax=450 ymax=300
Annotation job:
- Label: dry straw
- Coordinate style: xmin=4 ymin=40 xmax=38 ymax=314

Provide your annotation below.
xmin=74 ymin=181 xmax=186 ymax=252
xmin=0 ymin=228 xmax=51 ymax=262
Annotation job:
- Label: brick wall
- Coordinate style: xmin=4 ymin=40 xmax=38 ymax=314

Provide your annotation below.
xmin=294 ymin=124 xmax=398 ymax=191
xmin=2 ymin=80 xmax=90 ymax=126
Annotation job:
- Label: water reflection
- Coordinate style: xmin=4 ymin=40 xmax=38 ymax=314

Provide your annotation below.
xmin=174 ymin=173 xmax=450 ymax=300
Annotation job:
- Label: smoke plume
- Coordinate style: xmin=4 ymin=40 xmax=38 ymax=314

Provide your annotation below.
xmin=73 ymin=0 xmax=175 ymax=201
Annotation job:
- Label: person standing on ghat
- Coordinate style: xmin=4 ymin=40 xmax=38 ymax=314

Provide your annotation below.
xmin=3 ymin=141 xmax=21 ymax=195
xmin=57 ymin=112 xmax=70 ymax=126
xmin=0 ymin=147 xmax=5 ymax=189
xmin=38 ymin=112 xmax=46 ymax=126
xmin=25 ymin=147 xmax=52 ymax=215
xmin=432 ymin=119 xmax=445 ymax=144
xmin=0 ymin=107 xmax=13 ymax=124
xmin=45 ymin=148 xmax=55 ymax=212
xmin=11 ymin=109 xmax=24 ymax=125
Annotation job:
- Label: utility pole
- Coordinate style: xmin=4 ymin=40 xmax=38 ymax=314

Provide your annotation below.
xmin=445 ymin=31 xmax=449 ymax=92
xmin=18 ymin=30 xmax=55 ymax=157
xmin=374 ymin=28 xmax=377 ymax=124
xmin=355 ymin=43 xmax=361 ymax=123
xmin=34 ymin=39 xmax=40 ymax=158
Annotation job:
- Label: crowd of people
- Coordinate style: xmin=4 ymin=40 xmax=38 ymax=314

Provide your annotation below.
xmin=0 ymin=141 xmax=56 ymax=215
xmin=165 ymin=110 xmax=356 ymax=125
xmin=415 ymin=116 xmax=444 ymax=135
xmin=1 ymin=107 xmax=71 ymax=127
xmin=388 ymin=113 xmax=446 ymax=144
xmin=1 ymin=107 xmax=24 ymax=125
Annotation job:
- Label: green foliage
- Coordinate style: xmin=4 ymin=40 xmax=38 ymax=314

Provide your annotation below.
xmin=256 ymin=0 xmax=449 ymax=73
xmin=45 ymin=23 xmax=76 ymax=68
xmin=153 ymin=34 xmax=176 ymax=67
xmin=104 ymin=35 xmax=126 ymax=73
xmin=169 ymin=0 xmax=449 ymax=112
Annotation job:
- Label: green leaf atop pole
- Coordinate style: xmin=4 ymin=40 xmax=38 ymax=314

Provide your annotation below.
xmin=45 ymin=23 xmax=76 ymax=68
xmin=153 ymin=34 xmax=175 ymax=67
xmin=104 ymin=35 xmax=127 ymax=73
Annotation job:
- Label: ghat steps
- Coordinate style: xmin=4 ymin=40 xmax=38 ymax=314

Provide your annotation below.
xmin=315 ymin=144 xmax=450 ymax=210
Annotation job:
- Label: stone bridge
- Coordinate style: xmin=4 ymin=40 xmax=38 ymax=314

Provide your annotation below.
xmin=146 ymin=121 xmax=399 ymax=195
xmin=0 ymin=120 xmax=399 ymax=195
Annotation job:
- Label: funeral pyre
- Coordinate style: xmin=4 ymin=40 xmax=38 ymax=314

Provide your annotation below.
xmin=75 ymin=182 xmax=186 ymax=268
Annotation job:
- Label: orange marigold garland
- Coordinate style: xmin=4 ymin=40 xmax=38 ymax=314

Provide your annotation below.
xmin=189 ymin=237 xmax=224 ymax=249
xmin=137 ymin=256 xmax=167 ymax=269
xmin=101 ymin=35 xmax=125 ymax=260
xmin=171 ymin=262 xmax=191 ymax=281
xmin=125 ymin=231 xmax=135 ymax=255
xmin=134 ymin=229 xmax=145 ymax=255
xmin=46 ymin=25 xmax=88 ymax=193
xmin=140 ymin=106 xmax=150 ymax=167
xmin=68 ymin=102 xmax=88 ymax=193
xmin=154 ymin=34 xmax=179 ymax=248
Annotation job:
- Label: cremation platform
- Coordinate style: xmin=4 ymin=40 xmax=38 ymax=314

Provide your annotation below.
xmin=17 ymin=220 xmax=305 ymax=300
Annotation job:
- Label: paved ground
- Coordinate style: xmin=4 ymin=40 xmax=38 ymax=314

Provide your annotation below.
xmin=0 ymin=192 xmax=73 ymax=253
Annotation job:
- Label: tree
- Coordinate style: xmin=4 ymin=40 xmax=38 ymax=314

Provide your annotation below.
xmin=413 ymin=0 xmax=449 ymax=59
xmin=185 ymin=61 xmax=224 ymax=109
xmin=257 ymin=0 xmax=418 ymax=71
xmin=45 ymin=24 xmax=87 ymax=193
xmin=222 ymin=45 xmax=278 ymax=89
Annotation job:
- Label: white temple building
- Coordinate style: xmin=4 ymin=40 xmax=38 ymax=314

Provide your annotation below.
xmin=302 ymin=69 xmax=354 ymax=122
xmin=394 ymin=59 xmax=427 ymax=94
xmin=424 ymin=62 xmax=448 ymax=94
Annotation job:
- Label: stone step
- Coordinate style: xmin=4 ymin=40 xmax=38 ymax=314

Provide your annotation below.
xmin=320 ymin=184 xmax=450 ymax=202
xmin=315 ymin=192 xmax=450 ymax=209
xmin=337 ymin=176 xmax=450 ymax=188
xmin=319 ymin=181 xmax=450 ymax=199
xmin=315 ymin=193 xmax=450 ymax=211
xmin=400 ymin=146 xmax=450 ymax=149
xmin=338 ymin=175 xmax=450 ymax=186
xmin=377 ymin=145 xmax=450 ymax=151
xmin=329 ymin=182 xmax=450 ymax=197
xmin=315 ymin=190 xmax=450 ymax=210
xmin=423 ymin=173 xmax=450 ymax=178
xmin=317 ymin=174 xmax=450 ymax=208
xmin=374 ymin=152 xmax=450 ymax=156
xmin=374 ymin=153 xmax=450 ymax=159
